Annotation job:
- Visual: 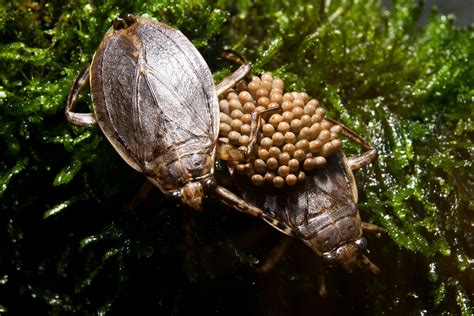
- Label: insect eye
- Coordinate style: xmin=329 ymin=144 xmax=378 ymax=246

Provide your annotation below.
xmin=323 ymin=253 xmax=338 ymax=266
xmin=355 ymin=237 xmax=367 ymax=251
xmin=112 ymin=16 xmax=125 ymax=30
xmin=203 ymin=178 xmax=217 ymax=194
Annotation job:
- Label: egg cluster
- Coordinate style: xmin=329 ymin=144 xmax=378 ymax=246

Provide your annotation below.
xmin=219 ymin=73 xmax=342 ymax=188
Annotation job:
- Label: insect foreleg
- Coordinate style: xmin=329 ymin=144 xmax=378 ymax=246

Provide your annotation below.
xmin=213 ymin=185 xmax=294 ymax=236
xmin=65 ymin=65 xmax=97 ymax=127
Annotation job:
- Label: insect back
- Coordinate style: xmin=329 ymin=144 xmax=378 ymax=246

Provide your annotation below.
xmin=89 ymin=16 xmax=219 ymax=209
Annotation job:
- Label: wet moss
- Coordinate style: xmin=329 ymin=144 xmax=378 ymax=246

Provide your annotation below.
xmin=0 ymin=0 xmax=472 ymax=314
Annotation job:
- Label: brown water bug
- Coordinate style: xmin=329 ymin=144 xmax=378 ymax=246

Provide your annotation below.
xmin=65 ymin=14 xmax=282 ymax=224
xmin=221 ymin=112 xmax=384 ymax=275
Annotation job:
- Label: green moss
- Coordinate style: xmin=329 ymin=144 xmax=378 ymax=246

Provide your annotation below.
xmin=0 ymin=0 xmax=472 ymax=314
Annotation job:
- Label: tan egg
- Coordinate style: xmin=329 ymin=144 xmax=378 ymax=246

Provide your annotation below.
xmin=320 ymin=142 xmax=336 ymax=157
xmin=296 ymin=139 xmax=309 ymax=151
xmin=297 ymin=171 xmax=306 ymax=182
xmin=314 ymin=156 xmax=327 ymax=166
xmin=272 ymin=78 xmax=284 ymax=90
xmin=315 ymin=107 xmax=326 ymax=117
xmin=330 ymin=132 xmax=339 ymax=140
xmin=283 ymin=92 xmax=294 ymax=102
xmin=266 ymin=157 xmax=279 ymax=170
xmin=262 ymin=123 xmax=275 ymax=137
xmin=219 ymin=99 xmax=230 ymax=115
xmin=270 ymin=93 xmax=283 ymax=103
xmin=309 ymin=140 xmax=322 ymax=154
xmin=235 ymin=163 xmax=245 ymax=173
xmin=293 ymin=149 xmax=306 ymax=161
xmin=261 ymin=80 xmax=273 ymax=90
xmin=272 ymin=132 xmax=285 ymax=147
xmin=231 ymin=119 xmax=243 ymax=131
xmin=299 ymin=92 xmax=309 ymax=102
xmin=301 ymin=114 xmax=312 ymax=127
xmin=304 ymin=103 xmax=316 ymax=116
xmin=230 ymin=109 xmax=243 ymax=120
xmin=254 ymin=159 xmax=267 ymax=174
xmin=282 ymin=143 xmax=296 ymax=156
xmin=288 ymin=159 xmax=300 ymax=172
xmin=284 ymin=131 xmax=296 ymax=143
xmin=255 ymin=105 xmax=267 ymax=113
xmin=297 ymin=127 xmax=311 ymax=141
xmin=258 ymin=149 xmax=269 ymax=161
xmin=311 ymin=114 xmax=323 ymax=124
xmin=317 ymin=129 xmax=331 ymax=143
xmin=293 ymin=98 xmax=305 ymax=109
xmin=228 ymin=131 xmax=241 ymax=145
xmin=264 ymin=172 xmax=276 ymax=183
xmin=292 ymin=106 xmax=304 ymax=119
xmin=282 ymin=100 xmax=293 ymax=112
xmin=269 ymin=114 xmax=283 ymax=128
xmin=286 ymin=174 xmax=298 ymax=186
xmin=239 ymin=135 xmax=250 ymax=146
xmin=219 ymin=123 xmax=232 ymax=136
xmin=268 ymin=146 xmax=282 ymax=158
xmin=321 ymin=119 xmax=332 ymax=130
xmin=279 ymin=152 xmax=290 ymax=165
xmin=251 ymin=75 xmax=261 ymax=83
xmin=306 ymin=153 xmax=313 ymax=159
xmin=256 ymin=88 xmax=269 ymax=98
xmin=330 ymin=124 xmax=342 ymax=134
xmin=290 ymin=119 xmax=303 ymax=134
xmin=251 ymin=174 xmax=265 ymax=186
xmin=243 ymin=102 xmax=256 ymax=114
xmin=260 ymin=137 xmax=273 ymax=149
xmin=278 ymin=165 xmax=290 ymax=178
xmin=226 ymin=91 xmax=239 ymax=100
xmin=268 ymin=102 xmax=280 ymax=111
xmin=331 ymin=139 xmax=342 ymax=149
xmin=239 ymin=91 xmax=253 ymax=103
xmin=257 ymin=96 xmax=270 ymax=107
xmin=307 ymin=99 xmax=320 ymax=108
xmin=271 ymin=87 xmax=283 ymax=95
xmin=241 ymin=114 xmax=252 ymax=125
xmin=247 ymin=81 xmax=259 ymax=94
xmin=282 ymin=111 xmax=294 ymax=123
xmin=220 ymin=112 xmax=232 ymax=125
xmin=273 ymin=176 xmax=285 ymax=188
xmin=277 ymin=121 xmax=290 ymax=134
xmin=309 ymin=123 xmax=322 ymax=140
xmin=303 ymin=158 xmax=316 ymax=171
xmin=261 ymin=73 xmax=273 ymax=82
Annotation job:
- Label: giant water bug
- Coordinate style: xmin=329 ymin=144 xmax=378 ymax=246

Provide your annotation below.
xmin=223 ymin=118 xmax=383 ymax=274
xmin=65 ymin=14 xmax=282 ymax=225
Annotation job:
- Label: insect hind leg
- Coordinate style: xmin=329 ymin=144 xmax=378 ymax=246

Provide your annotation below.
xmin=325 ymin=118 xmax=377 ymax=170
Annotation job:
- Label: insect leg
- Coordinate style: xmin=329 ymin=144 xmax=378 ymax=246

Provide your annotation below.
xmin=215 ymin=63 xmax=252 ymax=96
xmin=213 ymin=185 xmax=294 ymax=236
xmin=257 ymin=235 xmax=293 ymax=273
xmin=325 ymin=118 xmax=377 ymax=170
xmin=128 ymin=180 xmax=155 ymax=212
xmin=65 ymin=65 xmax=97 ymax=127
xmin=361 ymin=221 xmax=386 ymax=233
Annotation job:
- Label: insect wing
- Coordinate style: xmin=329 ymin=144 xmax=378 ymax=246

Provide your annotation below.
xmin=231 ymin=151 xmax=357 ymax=239
xmin=90 ymin=19 xmax=218 ymax=177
